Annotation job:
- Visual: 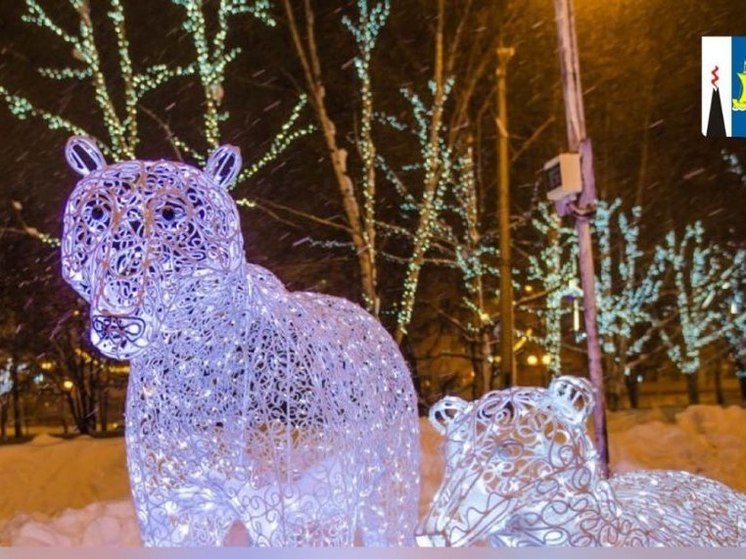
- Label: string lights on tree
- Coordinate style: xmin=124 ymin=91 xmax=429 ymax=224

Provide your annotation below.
xmin=593 ymin=199 xmax=665 ymax=406
xmin=527 ymin=202 xmax=578 ymax=376
xmin=720 ymin=249 xmax=746 ymax=385
xmin=1 ymin=0 xmax=309 ymax=176
xmin=342 ymin=0 xmax=389 ymax=312
xmin=656 ymin=222 xmax=731 ymax=402
xmin=0 ymin=360 xmax=13 ymax=399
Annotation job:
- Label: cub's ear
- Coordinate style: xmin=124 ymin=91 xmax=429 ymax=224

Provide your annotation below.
xmin=205 ymin=145 xmax=242 ymax=189
xmin=429 ymin=396 xmax=470 ymax=435
xmin=547 ymin=375 xmax=596 ymax=424
xmin=65 ymin=136 xmax=106 ymax=176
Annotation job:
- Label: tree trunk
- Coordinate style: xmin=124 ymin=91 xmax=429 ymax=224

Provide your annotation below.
xmin=0 ymin=404 xmax=6 ymax=440
xmin=604 ymin=352 xmax=621 ymax=411
xmin=686 ymin=373 xmax=699 ymax=405
xmin=625 ymin=373 xmax=640 ymax=409
xmin=100 ymin=386 xmax=108 ymax=432
xmin=478 ymin=330 xmax=494 ymax=396
xmin=59 ymin=393 xmax=68 ymax=435
xmin=282 ymin=0 xmax=378 ymax=313
xmin=714 ymin=362 xmax=725 ymax=406
xmin=66 ymin=390 xmax=89 ymax=435
xmin=496 ymin=45 xmax=515 ymax=389
xmin=9 ymin=364 xmax=22 ymax=438
xmin=469 ymin=339 xmax=486 ymax=400
xmin=394 ymin=0 xmax=447 ymax=344
xmin=740 ymin=376 xmax=746 ymax=404
xmin=611 ymin=335 xmax=632 ymax=411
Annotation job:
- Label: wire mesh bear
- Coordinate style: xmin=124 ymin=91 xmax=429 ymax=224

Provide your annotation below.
xmin=417 ymin=375 xmax=746 ymax=547
xmin=60 ymin=137 xmax=420 ymax=546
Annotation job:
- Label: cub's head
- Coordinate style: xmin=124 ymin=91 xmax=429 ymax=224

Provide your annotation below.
xmin=417 ymin=376 xmax=597 ymax=546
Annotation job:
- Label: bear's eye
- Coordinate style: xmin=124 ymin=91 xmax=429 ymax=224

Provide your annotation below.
xmin=82 ymin=199 xmax=112 ymax=231
xmin=156 ymin=203 xmax=186 ymax=227
xmin=161 ymin=206 xmax=175 ymax=221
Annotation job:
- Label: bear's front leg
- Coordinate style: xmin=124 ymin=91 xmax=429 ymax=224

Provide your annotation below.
xmin=133 ymin=484 xmax=235 ymax=546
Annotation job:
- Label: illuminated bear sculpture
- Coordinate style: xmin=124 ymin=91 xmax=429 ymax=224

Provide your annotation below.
xmin=60 ymin=136 xmax=420 ymax=546
xmin=417 ymin=376 xmax=746 ymax=547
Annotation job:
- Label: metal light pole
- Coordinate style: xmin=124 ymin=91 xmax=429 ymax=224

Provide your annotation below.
xmin=497 ymin=44 xmax=515 ymax=389
xmin=553 ymin=0 xmax=609 ymax=477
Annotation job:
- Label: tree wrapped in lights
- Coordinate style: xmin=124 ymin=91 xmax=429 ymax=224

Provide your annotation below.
xmin=374 ymin=6 xmax=525 ymax=358
xmin=526 ymin=202 xmax=578 ymax=377
xmin=400 ymin=142 xmax=499 ymax=397
xmin=389 ymin=70 xmax=452 ymax=343
xmin=593 ymin=199 xmax=665 ymax=409
xmin=656 ymin=222 xmax=730 ymax=404
xmin=0 ymin=357 xmax=29 ymax=440
xmin=61 ymin=137 xmax=419 ymax=546
xmin=0 ymin=0 xmax=311 ymax=188
xmin=283 ymin=0 xmax=504 ymax=349
xmin=417 ymin=375 xmax=746 ymax=547
xmin=283 ymin=0 xmax=452 ymax=332
xmin=448 ymin=147 xmax=498 ymax=396
xmin=282 ymin=0 xmax=392 ymax=314
xmin=720 ymin=248 xmax=746 ymax=400
xmin=0 ymin=364 xmax=11 ymax=398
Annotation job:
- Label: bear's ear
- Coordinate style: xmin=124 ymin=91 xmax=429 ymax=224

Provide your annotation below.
xmin=429 ymin=396 xmax=470 ymax=435
xmin=205 ymin=145 xmax=242 ymax=189
xmin=65 ymin=136 xmax=106 ymax=176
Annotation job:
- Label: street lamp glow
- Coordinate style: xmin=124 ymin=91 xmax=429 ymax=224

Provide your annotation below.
xmin=63 ymin=380 xmax=74 ymax=391
xmin=526 ymin=354 xmax=539 ymax=366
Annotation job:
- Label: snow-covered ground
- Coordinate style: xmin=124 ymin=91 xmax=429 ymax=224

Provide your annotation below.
xmin=1 ymin=404 xmax=745 ymax=546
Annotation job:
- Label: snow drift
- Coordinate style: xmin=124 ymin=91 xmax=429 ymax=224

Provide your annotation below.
xmin=1 ymin=405 xmax=745 ymax=546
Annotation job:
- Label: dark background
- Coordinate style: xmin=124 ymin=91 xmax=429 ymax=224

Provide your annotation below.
xmin=1 ymin=0 xmax=745 ymax=398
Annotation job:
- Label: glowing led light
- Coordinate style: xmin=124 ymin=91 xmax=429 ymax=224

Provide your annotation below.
xmin=0 ymin=371 xmax=11 ymax=397
xmin=526 ymin=354 xmax=538 ymax=366
xmin=0 ymin=358 xmax=23 ymax=398
xmin=61 ymin=136 xmax=420 ymax=547
xmin=418 ymin=375 xmax=746 ymax=547
xmin=572 ymin=298 xmax=581 ymax=332
xmin=62 ymin=380 xmax=74 ymax=391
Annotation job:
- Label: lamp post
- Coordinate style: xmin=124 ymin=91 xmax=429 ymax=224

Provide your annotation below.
xmin=552 ymin=0 xmax=609 ymax=477
xmin=61 ymin=378 xmax=74 ymax=435
xmin=497 ymin=44 xmax=516 ymax=389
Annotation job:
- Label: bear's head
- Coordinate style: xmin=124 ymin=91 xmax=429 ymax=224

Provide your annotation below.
xmin=61 ymin=136 xmax=244 ymax=360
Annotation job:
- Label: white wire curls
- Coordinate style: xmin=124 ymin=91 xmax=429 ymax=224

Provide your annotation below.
xmin=418 ymin=375 xmax=746 ymax=547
